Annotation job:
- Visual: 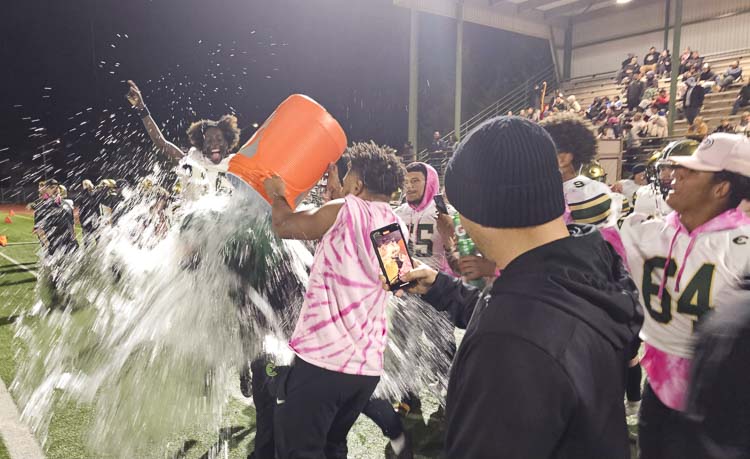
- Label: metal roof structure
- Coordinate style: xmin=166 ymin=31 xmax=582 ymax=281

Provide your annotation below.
xmin=393 ymin=0 xmax=656 ymax=39
xmin=395 ymin=0 xmax=750 ymax=149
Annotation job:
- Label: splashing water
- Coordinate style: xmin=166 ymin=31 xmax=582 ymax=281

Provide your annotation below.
xmin=12 ymin=181 xmax=453 ymax=458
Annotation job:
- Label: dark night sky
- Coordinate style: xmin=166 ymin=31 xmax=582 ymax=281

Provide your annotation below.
xmin=1 ymin=0 xmax=551 ymax=188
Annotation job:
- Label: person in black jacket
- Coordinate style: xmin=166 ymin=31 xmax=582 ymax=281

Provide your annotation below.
xmin=732 ymin=82 xmax=750 ymax=115
xmin=683 ymin=288 xmax=750 ymax=458
xmin=386 ymin=116 xmax=644 ymax=459
xmin=682 ymin=77 xmax=706 ymax=125
xmin=627 ymin=73 xmax=645 ymax=111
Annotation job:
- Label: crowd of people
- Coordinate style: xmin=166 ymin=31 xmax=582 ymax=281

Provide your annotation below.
xmin=24 ymin=68 xmax=750 ymax=459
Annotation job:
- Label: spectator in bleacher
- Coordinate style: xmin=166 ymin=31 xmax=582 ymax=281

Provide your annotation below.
xmin=616 ymin=53 xmax=636 ymax=84
xmin=430 ymin=131 xmax=447 ymax=152
xmin=679 ymin=47 xmax=692 ymax=72
xmin=642 ymin=47 xmax=660 ymax=74
xmin=610 ymin=95 xmax=623 ymax=112
xmin=627 ymin=73 xmax=645 ymax=112
xmin=586 ymin=97 xmax=604 ymax=121
xmin=731 ymin=82 xmax=750 ymax=115
xmin=622 ymin=124 xmax=641 ymax=160
xmin=553 ymin=94 xmax=568 ymax=112
xmin=713 ymin=118 xmax=735 ymax=134
xmin=715 ymin=60 xmax=743 ymax=92
xmin=682 ymin=77 xmax=706 ymax=125
xmin=653 ymin=89 xmax=670 ymax=111
xmin=639 ymin=96 xmax=655 ymax=113
xmin=699 ymin=63 xmax=717 ymax=92
xmin=567 ymin=95 xmax=581 ymax=113
xmin=687 ymin=51 xmax=704 ymax=72
xmin=647 ymin=111 xmax=668 ymax=138
xmin=622 ymin=57 xmax=640 ymax=85
xmin=657 ymin=49 xmax=672 ymax=78
xmin=737 ymin=112 xmax=750 ymax=135
xmin=687 ymin=116 xmax=709 ymax=140
xmin=631 ymin=112 xmax=648 ymax=139
xmin=643 ymin=105 xmax=658 ymax=122
xmin=644 ymin=70 xmax=659 ymax=90
xmin=399 ymin=140 xmax=415 ymax=165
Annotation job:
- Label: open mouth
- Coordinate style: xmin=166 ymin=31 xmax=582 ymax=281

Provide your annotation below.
xmin=210 ymin=149 xmax=222 ymax=163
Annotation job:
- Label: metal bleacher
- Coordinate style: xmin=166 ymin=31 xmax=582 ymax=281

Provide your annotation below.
xmin=562 ymin=48 xmax=749 ymax=176
xmin=562 ymin=48 xmax=750 ymax=136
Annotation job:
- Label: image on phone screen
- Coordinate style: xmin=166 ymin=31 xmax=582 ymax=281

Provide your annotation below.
xmin=371 ymin=224 xmax=414 ymax=290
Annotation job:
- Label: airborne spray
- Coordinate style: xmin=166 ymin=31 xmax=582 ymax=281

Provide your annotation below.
xmin=8 ymin=28 xmax=453 ymax=459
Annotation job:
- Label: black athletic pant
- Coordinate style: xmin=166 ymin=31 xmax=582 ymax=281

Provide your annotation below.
xmin=249 ymin=356 xmax=286 ymax=459
xmin=638 ymin=382 xmax=694 ymax=459
xmin=274 ymin=358 xmax=379 ymax=459
xmin=684 ymin=106 xmax=701 ymax=125
xmin=362 ymin=398 xmax=404 ymax=439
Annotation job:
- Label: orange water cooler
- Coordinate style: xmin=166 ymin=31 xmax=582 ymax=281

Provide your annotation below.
xmin=227 ymin=94 xmax=347 ymax=208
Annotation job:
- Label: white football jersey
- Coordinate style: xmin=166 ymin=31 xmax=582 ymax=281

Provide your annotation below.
xmin=633 ymin=185 xmax=672 ymax=218
xmin=177 ymin=148 xmax=235 ymax=198
xmin=617 ymin=179 xmax=641 ymax=206
xmin=395 ymin=200 xmax=450 ymax=272
xmin=563 ymin=175 xmax=621 ymax=227
xmin=619 ymin=210 xmax=750 ymax=358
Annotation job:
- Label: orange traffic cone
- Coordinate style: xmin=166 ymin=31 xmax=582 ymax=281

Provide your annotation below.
xmin=4 ymin=216 xmax=12 ymax=224
xmin=9 ymin=210 xmax=15 ymax=217
xmin=0 ymin=235 xmax=7 ymax=247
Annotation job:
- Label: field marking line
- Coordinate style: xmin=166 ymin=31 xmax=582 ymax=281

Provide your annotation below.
xmin=0 ymin=252 xmax=38 ymax=279
xmin=0 ymin=240 xmax=44 ymax=458
xmin=0 ymin=378 xmax=45 ymax=459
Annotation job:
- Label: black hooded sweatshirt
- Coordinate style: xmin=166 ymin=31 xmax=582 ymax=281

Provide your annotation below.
xmin=421 ymin=226 xmax=643 ymax=459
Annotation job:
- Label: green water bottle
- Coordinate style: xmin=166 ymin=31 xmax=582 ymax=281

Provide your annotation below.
xmin=452 ymin=214 xmax=485 ymax=288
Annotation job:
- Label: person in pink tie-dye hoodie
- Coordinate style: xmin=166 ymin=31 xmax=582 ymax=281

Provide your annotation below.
xmin=263 ymin=142 xmax=406 ymax=459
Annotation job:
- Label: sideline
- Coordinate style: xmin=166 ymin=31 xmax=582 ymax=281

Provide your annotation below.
xmin=0 ymin=379 xmax=44 ymax=459
xmin=0 ymin=252 xmax=38 ymax=279
xmin=0 ymin=244 xmax=44 ymax=458
xmin=0 ymin=378 xmax=45 ymax=459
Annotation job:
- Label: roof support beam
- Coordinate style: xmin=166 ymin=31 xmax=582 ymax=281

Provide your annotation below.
xmin=517 ymin=0 xmax=557 ymax=13
xmin=545 ymin=0 xmax=596 ymax=19
xmin=572 ymin=0 xmax=651 ymax=23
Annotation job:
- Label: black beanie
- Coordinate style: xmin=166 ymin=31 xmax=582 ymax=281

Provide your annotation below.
xmin=445 ymin=116 xmax=565 ymax=228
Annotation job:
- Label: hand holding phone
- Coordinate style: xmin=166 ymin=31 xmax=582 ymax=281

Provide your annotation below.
xmin=433 ymin=194 xmax=449 ymax=215
xmin=371 ymin=223 xmax=415 ymax=291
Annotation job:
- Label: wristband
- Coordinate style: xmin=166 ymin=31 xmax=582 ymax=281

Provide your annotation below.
xmin=136 ymin=105 xmax=150 ymax=119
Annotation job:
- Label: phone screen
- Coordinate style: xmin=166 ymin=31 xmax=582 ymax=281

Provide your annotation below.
xmin=371 ymin=224 xmax=414 ymax=290
xmin=433 ymin=194 xmax=449 ymax=214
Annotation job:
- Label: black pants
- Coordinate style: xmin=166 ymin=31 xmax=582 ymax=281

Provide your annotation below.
xmin=732 ymin=98 xmax=749 ymax=116
xmin=362 ymin=398 xmax=404 ymax=439
xmin=249 ymin=356 xmax=287 ymax=459
xmin=684 ymin=106 xmax=701 ymax=125
xmin=274 ymin=358 xmax=379 ymax=459
xmin=638 ymin=382 xmax=694 ymax=459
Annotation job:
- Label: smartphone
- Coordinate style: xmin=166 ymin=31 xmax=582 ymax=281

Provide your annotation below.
xmin=371 ymin=223 xmax=415 ymax=291
xmin=434 ymin=194 xmax=449 ymax=214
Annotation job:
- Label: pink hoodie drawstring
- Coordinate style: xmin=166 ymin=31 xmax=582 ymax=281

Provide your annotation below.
xmin=674 ymin=236 xmax=698 ymax=292
xmin=658 ymin=229 xmax=680 ymax=300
